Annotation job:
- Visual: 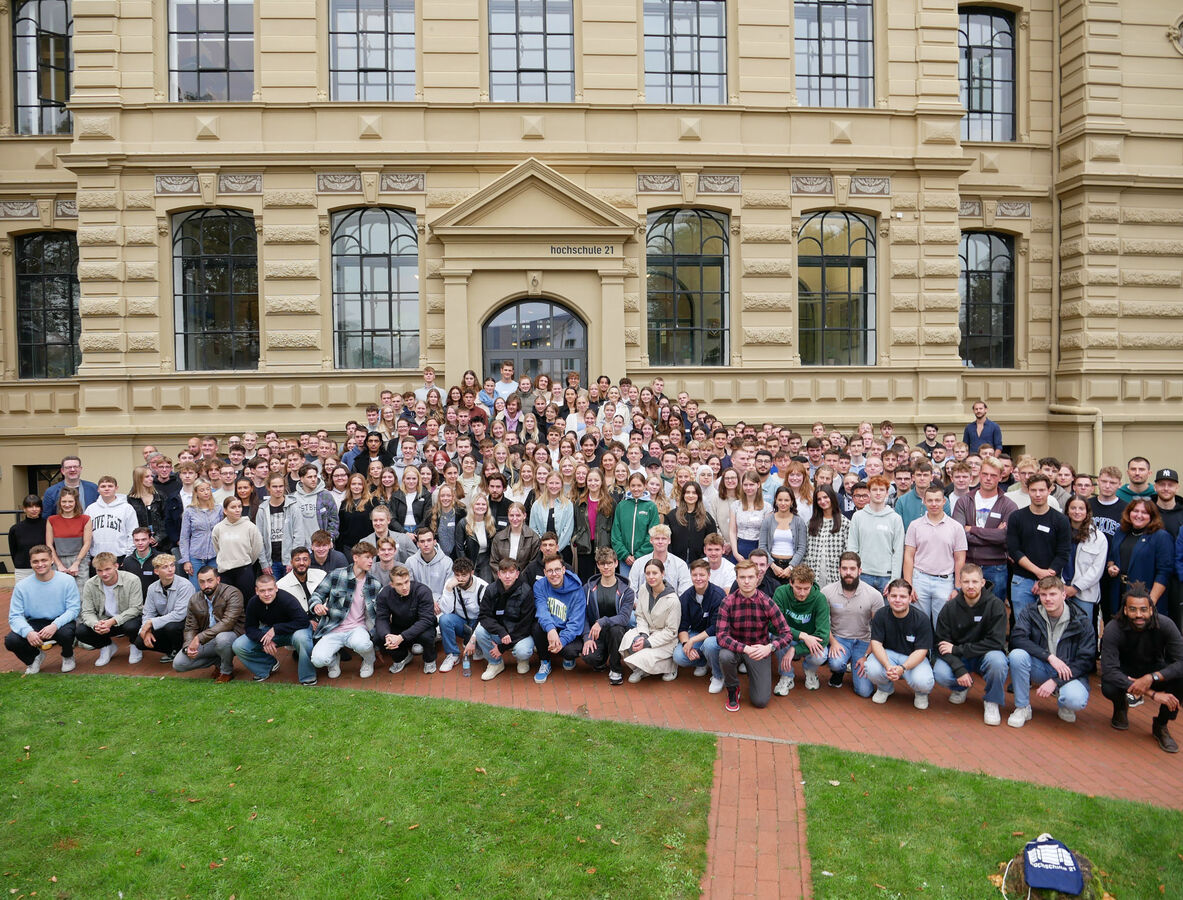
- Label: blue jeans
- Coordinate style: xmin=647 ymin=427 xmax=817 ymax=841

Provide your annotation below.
xmin=827 ymin=636 xmax=873 ymax=697
xmin=1010 ymin=575 xmax=1039 ymax=618
xmin=932 ymin=651 xmax=1009 ymax=705
xmin=186 ymin=556 xmax=216 ymax=590
xmin=775 ymin=643 xmax=829 ymax=673
xmin=1007 ymin=648 xmax=1090 ymax=711
xmin=672 ymin=633 xmax=722 ymax=679
xmin=980 ymin=564 xmax=1009 ymax=605
xmin=439 ymin=613 xmax=476 ymax=656
xmin=861 ymin=574 xmax=890 ymax=594
xmin=232 ymin=628 xmax=315 ymax=684
xmin=912 ymin=570 xmax=955 ymax=623
xmin=735 ymin=537 xmax=759 ymax=560
xmin=473 ymin=623 xmax=534 ymax=664
xmin=864 ymin=649 xmax=935 ymax=696
xmin=268 ymin=560 xmax=286 ymax=581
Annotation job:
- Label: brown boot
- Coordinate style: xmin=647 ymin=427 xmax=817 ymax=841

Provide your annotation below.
xmin=1153 ymin=722 xmax=1179 ymax=753
xmin=1110 ymin=703 xmax=1129 ymax=730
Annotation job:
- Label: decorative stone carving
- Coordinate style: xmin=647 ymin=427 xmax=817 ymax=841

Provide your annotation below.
xmin=622 ymin=293 xmax=640 ymax=312
xmin=265 ymin=295 xmax=320 ymax=315
xmin=124 ymin=226 xmax=157 ymax=246
xmin=156 ymin=175 xmax=199 ymax=195
xmin=359 ymin=114 xmax=382 ymax=139
xmin=77 ymin=261 xmax=121 ymax=281
xmin=219 ymin=174 xmax=262 ymax=194
xmin=264 ymin=226 xmax=319 ymax=245
xmin=741 ymin=226 xmax=794 ymax=243
xmin=526 ymin=270 xmax=542 ymax=296
xmin=267 ymin=331 xmax=321 ymax=350
xmin=959 ymin=200 xmax=982 ymax=217
xmin=199 ymin=173 xmax=216 ymax=205
xmin=742 ymin=328 xmax=793 ymax=346
xmin=743 ymin=259 xmax=794 ymax=277
xmin=699 ymin=174 xmax=741 ymax=194
xmin=427 ymin=329 xmax=446 ymax=348
xmin=126 ymin=333 xmax=159 ymax=351
xmin=124 ymin=191 xmax=154 ymax=209
xmin=126 ymin=298 xmax=158 ymax=316
xmin=521 ymin=115 xmax=544 ymax=139
xmin=363 ymin=172 xmax=379 ymax=204
xmin=997 ymin=201 xmax=1031 ymax=218
xmin=76 ymin=115 xmax=115 ymax=139
xmin=125 ymin=263 xmax=158 ymax=281
xmin=381 ymin=173 xmax=426 ymax=192
xmin=77 ymin=226 xmax=119 ymax=246
xmin=792 ymin=176 xmax=833 ymax=195
xmin=622 ymin=328 xmax=640 ymax=346
xmin=678 ymin=117 xmax=701 ymax=140
xmin=851 ymin=176 xmax=891 ymax=196
xmin=427 ymin=189 xmax=474 ymax=208
xmin=264 ymin=261 xmax=319 ymax=280
xmin=0 ymin=200 xmax=37 ymax=219
xmin=195 ymin=115 xmax=219 ymax=140
xmin=317 ymin=173 xmax=363 ymax=193
xmin=263 ymin=190 xmax=317 ymax=208
xmin=835 ymin=176 xmax=850 ymax=206
xmin=742 ymin=190 xmax=791 ymax=209
xmin=79 ymin=333 xmax=123 ymax=352
xmin=1170 ymin=17 xmax=1183 ymax=55
xmin=79 ymin=298 xmax=123 ymax=317
xmin=742 ymin=293 xmax=793 ymax=312
xmin=637 ymin=174 xmax=680 ymax=193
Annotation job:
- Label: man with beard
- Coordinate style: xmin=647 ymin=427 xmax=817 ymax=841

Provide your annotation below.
xmin=821 ymin=552 xmax=885 ymax=696
xmin=277 ymin=546 xmax=327 ymax=610
xmin=172 ymin=566 xmax=245 ymax=682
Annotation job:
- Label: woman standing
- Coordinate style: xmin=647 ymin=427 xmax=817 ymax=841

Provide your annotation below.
xmin=352 ymin=431 xmax=394 ymax=474
xmin=529 ymin=471 xmax=575 ymax=561
xmin=621 ymin=559 xmax=681 ymax=683
xmin=179 ymin=481 xmax=223 ymax=588
xmin=212 ymin=496 xmax=263 ymax=600
xmin=431 ymin=483 xmax=467 ymax=558
xmin=1106 ymin=499 xmax=1174 ymax=615
xmin=508 ymin=459 xmax=538 ymax=512
xmin=611 ymin=472 xmax=659 ymax=578
xmin=390 ymin=466 xmax=431 ymax=534
xmin=373 ymin=466 xmax=399 ymax=510
xmin=490 ymin=502 xmax=541 ymax=571
xmin=234 ymin=477 xmax=261 ymax=522
xmin=337 ymin=473 xmax=375 ymax=555
xmin=805 ymin=485 xmax=849 ymax=588
xmin=326 ymin=465 xmax=351 ymax=508
xmin=759 ymin=486 xmax=808 ymax=584
xmin=1064 ymin=496 xmax=1107 ymax=625
xmin=782 ymin=461 xmax=814 ymax=521
xmin=666 ymin=482 xmax=717 ymax=563
xmin=46 ymin=486 xmax=91 ymax=593
xmin=459 ymin=493 xmax=496 ymax=581
xmin=646 ymin=474 xmax=672 ymax=518
xmin=730 ymin=471 xmax=768 ymax=562
xmin=709 ymin=468 xmax=741 ymax=558
xmin=127 ymin=465 xmax=168 ymax=549
xmin=573 ymin=468 xmax=615 ymax=582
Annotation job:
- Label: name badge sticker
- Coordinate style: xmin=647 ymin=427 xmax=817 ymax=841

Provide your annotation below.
xmin=973 ymin=616 xmax=983 ymax=622
xmin=988 ymin=512 xmax=1001 ymax=519
xmin=906 ymin=634 xmax=916 ymax=642
xmin=1036 ymin=524 xmax=1051 ymax=533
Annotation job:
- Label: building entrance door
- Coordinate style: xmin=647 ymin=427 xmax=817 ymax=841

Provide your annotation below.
xmin=482 ymin=298 xmax=587 ymax=384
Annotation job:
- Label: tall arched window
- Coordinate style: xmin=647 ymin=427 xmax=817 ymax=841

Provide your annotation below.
xmin=15 ymin=231 xmax=79 ymax=378
xmin=172 ymin=209 xmax=259 ymax=371
xmin=13 ymin=0 xmax=72 ymax=134
xmin=797 ymin=211 xmax=876 ymax=366
xmin=959 ymin=232 xmax=1015 ymax=368
xmin=959 ymin=8 xmax=1016 ymax=141
xmin=645 ymin=208 xmax=729 ymax=366
xmin=331 ymin=207 xmax=419 ymax=369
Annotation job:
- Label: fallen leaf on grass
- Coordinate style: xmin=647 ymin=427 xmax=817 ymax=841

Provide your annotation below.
xmin=407 ymin=824 xmax=419 ymax=831
xmin=610 ymin=839 xmax=619 ymax=846
xmin=248 ymin=812 xmax=257 ymax=821
xmin=586 ymin=867 xmax=596 ymax=874
xmin=186 ymin=798 xmax=202 ymax=804
xmin=663 ymin=844 xmax=675 ymax=850
xmin=474 ymin=767 xmax=487 ymax=775
xmin=594 ymin=824 xmax=601 ymax=830
xmin=828 ymin=780 xmax=841 ymax=786
xmin=1011 ymin=831 xmax=1024 ymax=837
xmin=208 ymin=863 xmax=221 ymax=870
xmin=576 ymin=837 xmax=586 ymax=844
xmin=48 ymin=878 xmax=55 ymax=884
xmin=874 ymin=885 xmax=887 ymax=891
xmin=134 ymin=849 xmax=141 ymax=857
xmin=987 ymin=874 xmax=1004 ymax=888
xmin=227 ymin=826 xmax=234 ymax=832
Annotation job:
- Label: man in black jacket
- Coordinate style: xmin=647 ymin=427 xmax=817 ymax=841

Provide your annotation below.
xmin=374 ymin=565 xmax=437 ymax=676
xmin=1007 ymin=575 xmax=1096 ymax=728
xmin=580 ymin=547 xmax=636 ymax=685
xmin=1101 ymin=582 xmax=1183 ymax=752
xmin=931 ymin=564 xmax=1009 ymax=726
xmin=673 ymin=558 xmax=727 ymax=693
xmin=231 ymin=574 xmax=314 ymax=684
xmin=469 ymin=558 xmax=536 ymax=680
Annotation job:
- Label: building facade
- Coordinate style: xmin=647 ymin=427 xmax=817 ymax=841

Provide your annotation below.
xmin=0 ymin=0 xmax=1181 ymax=502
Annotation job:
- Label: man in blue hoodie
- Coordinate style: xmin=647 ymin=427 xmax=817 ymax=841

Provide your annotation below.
xmin=532 ymin=554 xmax=586 ymax=684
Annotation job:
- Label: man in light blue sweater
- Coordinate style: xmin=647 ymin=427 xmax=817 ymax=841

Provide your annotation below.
xmin=5 ymin=544 xmax=80 ymax=674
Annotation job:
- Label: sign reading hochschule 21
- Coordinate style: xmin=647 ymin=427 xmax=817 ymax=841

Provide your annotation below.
xmin=549 ymin=245 xmax=616 ymax=256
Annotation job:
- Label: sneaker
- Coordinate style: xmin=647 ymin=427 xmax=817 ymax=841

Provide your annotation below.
xmin=388 ymin=657 xmax=409 ymax=675
xmin=913 ymin=693 xmax=929 ymax=710
xmin=1007 ymin=706 xmax=1032 ymax=728
xmin=738 ymin=662 xmax=747 ymax=674
xmin=872 ymin=689 xmax=891 ymax=704
xmin=725 ymin=686 xmax=740 ymax=712
xmin=534 ymin=660 xmax=552 ymax=684
xmin=410 ymin=643 xmax=424 ymax=656
xmin=1127 ymin=692 xmax=1144 ymax=709
xmin=516 ymin=659 xmax=531 ymax=675
xmin=61 ymin=656 xmax=76 ymax=673
xmin=128 ymin=645 xmax=143 ymax=665
xmin=481 ymin=661 xmax=505 ymax=681
xmin=693 ymin=665 xmax=708 ymax=677
xmin=1057 ymin=707 xmax=1077 ymax=723
xmin=271 ymin=658 xmax=282 ymax=674
xmin=96 ymin=645 xmax=116 ymax=667
xmin=773 ymin=675 xmax=793 ymax=696
xmin=828 ymin=671 xmax=845 ymax=688
xmin=708 ymin=676 xmax=725 ymax=694
xmin=608 ymin=670 xmax=624 ymax=686
xmin=949 ymin=689 xmax=968 ymax=705
xmin=327 ymin=656 xmax=342 ymax=679
xmin=628 ymin=669 xmax=646 ymax=684
xmin=359 ymin=658 xmax=375 ymax=678
xmin=438 ymin=653 xmax=460 ymax=673
xmin=423 ymin=660 xmax=437 ymax=675
xmin=661 ymin=669 xmax=678 ymax=682
xmin=159 ymin=651 xmax=175 ymax=664
xmin=299 ymin=679 xmax=318 ymax=686
xmin=253 ymin=672 xmax=271 ymax=683
xmin=562 ymin=659 xmax=577 ymax=671
xmin=983 ymin=701 xmax=1001 ymax=726
xmin=24 ymin=651 xmax=45 ymax=675
xmin=804 ymin=670 xmax=820 ymax=691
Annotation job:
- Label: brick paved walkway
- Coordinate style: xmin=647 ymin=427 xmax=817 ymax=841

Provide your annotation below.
xmin=4 ymin=589 xmax=1182 ymax=898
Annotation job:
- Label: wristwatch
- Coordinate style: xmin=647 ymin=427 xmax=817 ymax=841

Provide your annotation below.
xmin=1152 ymin=672 xmax=1163 ymax=683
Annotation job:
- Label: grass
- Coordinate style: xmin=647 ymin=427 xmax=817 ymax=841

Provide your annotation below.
xmin=799 ymin=744 xmax=1183 ymax=900
xmin=0 ymin=673 xmax=714 ymax=899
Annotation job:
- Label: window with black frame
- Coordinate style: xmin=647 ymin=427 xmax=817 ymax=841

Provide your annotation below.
xmin=797 ymin=211 xmax=877 ymax=366
xmin=329 ymin=0 xmax=415 ymax=101
xmin=332 ymin=207 xmax=420 ymax=370
xmin=172 ymin=209 xmax=259 ymax=371
xmin=794 ymin=0 xmax=874 ymax=108
xmin=959 ymin=231 xmax=1015 ymax=368
xmin=168 ymin=0 xmax=254 ymax=102
xmin=12 ymin=0 xmax=72 ymax=135
xmin=14 ymin=231 xmax=80 ymax=379
xmin=959 ymin=8 xmax=1016 ymax=142
xmin=643 ymin=0 xmax=726 ymax=104
xmin=489 ymin=0 xmax=574 ymax=102
xmin=645 ymin=209 xmax=729 ymax=367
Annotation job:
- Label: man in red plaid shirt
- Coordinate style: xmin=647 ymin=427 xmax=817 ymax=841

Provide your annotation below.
xmin=717 ymin=559 xmax=795 ymax=711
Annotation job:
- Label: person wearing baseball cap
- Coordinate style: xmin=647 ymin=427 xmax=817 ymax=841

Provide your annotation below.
xmin=1153 ymin=469 xmax=1183 ymax=626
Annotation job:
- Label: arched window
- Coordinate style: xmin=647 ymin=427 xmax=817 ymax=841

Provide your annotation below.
xmin=959 ymin=8 xmax=1015 ymax=141
xmin=172 ymin=209 xmax=259 ymax=371
xmin=13 ymin=0 xmax=72 ymax=134
xmin=797 ymin=211 xmax=876 ymax=366
xmin=645 ymin=208 xmax=728 ymax=366
xmin=959 ymin=232 xmax=1015 ymax=368
xmin=14 ymin=231 xmax=79 ymax=378
xmin=331 ymin=207 xmax=419 ymax=369
xmin=482 ymin=299 xmax=586 ymax=383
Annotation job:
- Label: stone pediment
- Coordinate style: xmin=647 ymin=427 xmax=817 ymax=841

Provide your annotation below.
xmin=430 ymin=158 xmax=636 ymax=240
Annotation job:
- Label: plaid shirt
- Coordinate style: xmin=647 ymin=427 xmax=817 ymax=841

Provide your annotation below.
xmin=717 ymin=589 xmax=794 ymax=653
xmin=309 ymin=565 xmax=382 ymax=641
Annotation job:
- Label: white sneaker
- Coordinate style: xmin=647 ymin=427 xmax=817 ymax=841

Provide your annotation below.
xmin=439 ymin=653 xmax=460 ymax=673
xmin=983 ymin=701 xmax=1001 ymax=726
xmin=482 ymin=661 xmax=505 ymax=681
xmin=662 ymin=669 xmax=678 ymax=682
xmin=95 ymin=645 xmax=116 ymax=667
xmin=1057 ymin=707 xmax=1077 ymax=723
xmin=388 ymin=657 xmax=409 ymax=675
xmin=708 ymin=676 xmax=725 ymax=694
xmin=24 ymin=651 xmax=46 ymax=675
xmin=128 ymin=645 xmax=143 ymax=665
xmin=423 ymin=660 xmax=437 ymax=675
xmin=359 ymin=658 xmax=375 ymax=679
xmin=913 ymin=693 xmax=929 ymax=710
xmin=949 ymin=689 xmax=968 ymax=705
xmin=61 ymin=656 xmax=76 ymax=673
xmin=872 ymin=689 xmax=890 ymax=704
xmin=1007 ymin=706 xmax=1032 ymax=728
xmin=517 ymin=659 xmax=531 ymax=675
xmin=693 ymin=665 xmax=708 ymax=677
xmin=804 ymin=671 xmax=820 ymax=691
xmin=774 ymin=675 xmax=793 ymax=696
xmin=327 ymin=655 xmax=342 ymax=679
xmin=628 ymin=669 xmax=646 ymax=683
xmin=410 ymin=643 xmax=424 ymax=656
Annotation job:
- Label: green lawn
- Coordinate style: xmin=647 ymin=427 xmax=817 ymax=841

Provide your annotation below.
xmin=800 ymin=744 xmax=1183 ymax=900
xmin=0 ymin=674 xmax=714 ymax=899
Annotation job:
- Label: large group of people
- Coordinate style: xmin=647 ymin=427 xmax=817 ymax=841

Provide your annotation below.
xmin=7 ymin=367 xmax=1183 ymax=754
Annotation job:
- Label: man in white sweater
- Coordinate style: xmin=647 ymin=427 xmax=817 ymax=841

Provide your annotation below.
xmin=84 ymin=476 xmax=138 ymax=561
xmin=629 ymin=525 xmax=692 ymax=597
